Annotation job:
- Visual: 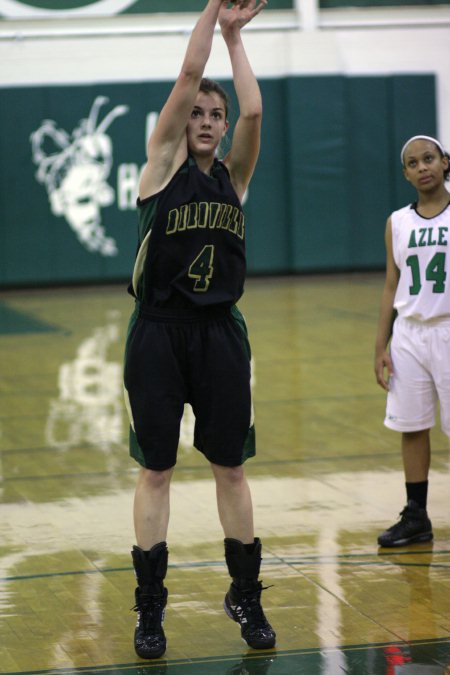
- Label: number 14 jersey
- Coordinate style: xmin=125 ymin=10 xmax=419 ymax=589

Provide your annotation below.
xmin=131 ymin=155 xmax=246 ymax=309
xmin=392 ymin=201 xmax=450 ymax=321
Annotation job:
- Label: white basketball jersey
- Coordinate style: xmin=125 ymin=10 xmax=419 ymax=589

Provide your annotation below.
xmin=391 ymin=202 xmax=450 ymax=320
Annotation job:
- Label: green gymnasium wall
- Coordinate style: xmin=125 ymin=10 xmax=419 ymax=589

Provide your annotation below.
xmin=122 ymin=0 xmax=294 ymax=11
xmin=2 ymin=1 xmax=448 ymax=16
xmin=0 ymin=74 xmax=436 ymax=286
xmin=0 ymin=0 xmax=293 ymax=18
xmin=321 ymin=1 xmax=448 ymax=7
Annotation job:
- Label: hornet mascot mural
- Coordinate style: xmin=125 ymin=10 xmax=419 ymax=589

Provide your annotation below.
xmin=30 ymin=96 xmax=128 ymax=256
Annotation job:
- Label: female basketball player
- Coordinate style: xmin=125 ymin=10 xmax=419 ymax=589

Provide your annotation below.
xmin=374 ymin=135 xmax=450 ymax=547
xmin=123 ymin=0 xmax=276 ymax=659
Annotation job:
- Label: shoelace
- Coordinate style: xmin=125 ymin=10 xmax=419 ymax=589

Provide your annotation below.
xmin=388 ymin=506 xmax=421 ymax=532
xmin=236 ymin=584 xmax=273 ymax=629
xmin=131 ymin=593 xmax=166 ymax=630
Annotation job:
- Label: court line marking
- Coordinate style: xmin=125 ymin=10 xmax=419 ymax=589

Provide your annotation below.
xmin=1 ymin=550 xmax=449 ymax=582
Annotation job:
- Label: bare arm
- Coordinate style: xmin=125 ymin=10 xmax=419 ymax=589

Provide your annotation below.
xmin=139 ymin=0 xmax=223 ymax=199
xmin=374 ymin=216 xmax=400 ymax=391
xmin=219 ymin=0 xmax=266 ymax=201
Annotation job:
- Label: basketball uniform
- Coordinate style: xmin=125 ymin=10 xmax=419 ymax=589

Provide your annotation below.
xmin=123 ymin=155 xmax=255 ymax=470
xmin=385 ymin=201 xmax=450 ymax=435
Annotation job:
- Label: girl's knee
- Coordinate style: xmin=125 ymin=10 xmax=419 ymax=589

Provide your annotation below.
xmin=138 ymin=467 xmax=173 ymax=490
xmin=211 ymin=463 xmax=246 ymax=487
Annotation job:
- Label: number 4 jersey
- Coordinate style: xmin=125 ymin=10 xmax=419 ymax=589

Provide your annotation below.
xmin=391 ymin=201 xmax=450 ymax=321
xmin=130 ymin=155 xmax=246 ymax=309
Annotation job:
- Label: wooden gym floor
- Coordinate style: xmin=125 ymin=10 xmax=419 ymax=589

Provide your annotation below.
xmin=0 ymin=273 xmax=449 ymax=675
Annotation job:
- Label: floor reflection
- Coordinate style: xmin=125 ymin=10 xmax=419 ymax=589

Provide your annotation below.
xmin=226 ymin=655 xmax=277 ymax=674
xmin=30 ymin=641 xmax=448 ymax=674
xmin=45 ymin=311 xmax=123 ymax=452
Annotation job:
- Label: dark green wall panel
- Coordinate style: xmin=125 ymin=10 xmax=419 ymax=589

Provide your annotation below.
xmin=345 ymin=77 xmax=391 ymax=268
xmin=123 ymin=0 xmax=294 ymax=12
xmin=321 ymin=0 xmax=449 ymax=7
xmin=245 ymin=79 xmax=291 ymax=274
xmin=0 ymin=0 xmax=294 ymax=18
xmin=287 ymin=76 xmax=351 ymax=272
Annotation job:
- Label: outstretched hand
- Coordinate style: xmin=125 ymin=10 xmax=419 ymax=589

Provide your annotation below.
xmin=218 ymin=0 xmax=267 ymax=34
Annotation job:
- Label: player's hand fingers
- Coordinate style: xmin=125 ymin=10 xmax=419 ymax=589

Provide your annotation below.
xmin=254 ymin=0 xmax=268 ymax=14
xmin=374 ymin=354 xmax=393 ymax=391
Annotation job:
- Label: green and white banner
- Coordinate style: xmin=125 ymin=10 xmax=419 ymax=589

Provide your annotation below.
xmin=0 ymin=75 xmax=436 ymax=287
xmin=0 ymin=0 xmax=293 ymax=19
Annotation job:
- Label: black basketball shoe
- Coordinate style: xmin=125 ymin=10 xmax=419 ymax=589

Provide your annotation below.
xmin=224 ymin=581 xmax=276 ymax=649
xmin=132 ymin=586 xmax=168 ymax=659
xmin=377 ymin=500 xmax=433 ymax=547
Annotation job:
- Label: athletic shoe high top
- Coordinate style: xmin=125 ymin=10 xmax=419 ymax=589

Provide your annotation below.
xmin=224 ymin=580 xmax=276 ymax=649
xmin=131 ymin=542 xmax=168 ymax=659
xmin=377 ymin=500 xmax=433 ymax=547
xmin=224 ymin=537 xmax=276 ymax=650
xmin=132 ymin=585 xmax=167 ymax=659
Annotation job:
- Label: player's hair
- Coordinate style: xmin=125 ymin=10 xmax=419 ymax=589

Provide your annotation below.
xmin=199 ymin=78 xmax=230 ymax=119
xmin=431 ymin=145 xmax=450 ymax=182
xmin=442 ymin=150 xmax=450 ymax=181
xmin=401 ymin=135 xmax=450 ymax=182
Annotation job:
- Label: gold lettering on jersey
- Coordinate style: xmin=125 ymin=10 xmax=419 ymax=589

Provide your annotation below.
xmin=198 ymin=202 xmax=208 ymax=228
xmin=186 ymin=202 xmax=199 ymax=229
xmin=166 ymin=201 xmax=244 ymax=239
xmin=409 ymin=227 xmax=448 ymax=248
xmin=179 ymin=204 xmax=189 ymax=231
xmin=166 ymin=208 xmax=179 ymax=234
xmin=209 ymin=203 xmax=221 ymax=230
xmin=218 ymin=204 xmax=231 ymax=231
xmin=229 ymin=206 xmax=239 ymax=235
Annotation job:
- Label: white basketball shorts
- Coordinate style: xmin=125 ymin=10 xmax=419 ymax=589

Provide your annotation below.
xmin=385 ymin=316 xmax=450 ymax=436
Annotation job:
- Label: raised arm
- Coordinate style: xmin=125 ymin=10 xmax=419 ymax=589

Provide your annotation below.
xmin=219 ymin=0 xmax=266 ymax=201
xmin=139 ymin=0 xmax=223 ymax=199
xmin=374 ymin=217 xmax=400 ymax=391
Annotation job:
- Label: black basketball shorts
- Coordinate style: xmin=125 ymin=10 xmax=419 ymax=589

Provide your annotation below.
xmin=123 ymin=304 xmax=255 ymax=471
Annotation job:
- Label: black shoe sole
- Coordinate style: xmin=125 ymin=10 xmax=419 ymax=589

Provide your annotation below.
xmin=134 ymin=644 xmax=166 ymax=660
xmin=377 ymin=531 xmax=433 ymax=548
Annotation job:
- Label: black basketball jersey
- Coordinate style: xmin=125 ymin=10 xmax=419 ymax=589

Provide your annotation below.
xmin=131 ymin=155 xmax=246 ymax=309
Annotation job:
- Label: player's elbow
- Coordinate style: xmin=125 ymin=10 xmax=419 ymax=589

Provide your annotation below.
xmin=178 ymin=66 xmax=202 ymax=87
xmin=242 ymin=105 xmax=262 ymax=122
